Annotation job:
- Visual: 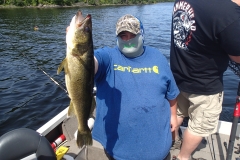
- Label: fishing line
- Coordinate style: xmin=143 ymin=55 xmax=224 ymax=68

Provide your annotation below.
xmin=85 ymin=145 xmax=88 ymax=160
xmin=0 ymin=32 xmax=68 ymax=95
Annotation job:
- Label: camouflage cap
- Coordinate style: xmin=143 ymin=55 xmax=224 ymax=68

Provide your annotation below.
xmin=116 ymin=14 xmax=140 ymax=35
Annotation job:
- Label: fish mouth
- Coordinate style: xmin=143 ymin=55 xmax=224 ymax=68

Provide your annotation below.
xmin=86 ymin=14 xmax=91 ymax=19
xmin=82 ymin=14 xmax=91 ymax=21
xmin=77 ymin=14 xmax=91 ymax=27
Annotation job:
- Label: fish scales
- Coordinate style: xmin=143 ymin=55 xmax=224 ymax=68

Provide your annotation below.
xmin=57 ymin=10 xmax=94 ymax=148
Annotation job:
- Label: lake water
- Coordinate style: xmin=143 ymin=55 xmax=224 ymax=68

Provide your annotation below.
xmin=0 ymin=2 xmax=239 ymax=136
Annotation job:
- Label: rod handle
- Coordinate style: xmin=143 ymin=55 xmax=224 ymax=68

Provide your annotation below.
xmin=238 ymin=82 xmax=240 ymax=96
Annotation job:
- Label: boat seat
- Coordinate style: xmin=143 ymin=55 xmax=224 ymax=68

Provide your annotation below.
xmin=0 ymin=128 xmax=56 ymax=160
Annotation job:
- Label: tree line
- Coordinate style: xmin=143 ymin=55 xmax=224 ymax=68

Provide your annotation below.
xmin=0 ymin=0 xmax=174 ymax=7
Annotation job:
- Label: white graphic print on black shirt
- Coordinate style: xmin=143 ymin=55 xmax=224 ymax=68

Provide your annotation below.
xmin=172 ymin=1 xmax=196 ymax=50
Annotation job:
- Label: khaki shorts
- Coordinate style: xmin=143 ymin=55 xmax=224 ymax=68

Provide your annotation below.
xmin=177 ymin=91 xmax=223 ymax=137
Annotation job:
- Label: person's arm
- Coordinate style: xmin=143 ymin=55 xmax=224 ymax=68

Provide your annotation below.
xmin=232 ymin=0 xmax=240 ymax=6
xmin=229 ymin=55 xmax=240 ymax=63
xmin=169 ymin=98 xmax=177 ymax=132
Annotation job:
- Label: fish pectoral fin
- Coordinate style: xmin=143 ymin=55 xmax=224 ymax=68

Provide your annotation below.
xmin=57 ymin=58 xmax=67 ymax=74
xmin=67 ymin=101 xmax=75 ymax=117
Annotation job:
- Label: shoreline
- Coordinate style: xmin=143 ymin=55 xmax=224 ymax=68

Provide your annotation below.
xmin=0 ymin=2 xmax=154 ymax=9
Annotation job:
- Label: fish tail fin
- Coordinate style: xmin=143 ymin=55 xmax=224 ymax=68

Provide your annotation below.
xmin=76 ymin=128 xmax=93 ymax=148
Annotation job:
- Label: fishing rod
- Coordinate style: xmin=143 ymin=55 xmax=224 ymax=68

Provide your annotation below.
xmin=20 ymin=51 xmax=68 ymax=94
xmin=226 ymin=60 xmax=240 ymax=160
xmin=226 ymin=83 xmax=240 ymax=160
xmin=0 ymin=32 xmax=68 ymax=95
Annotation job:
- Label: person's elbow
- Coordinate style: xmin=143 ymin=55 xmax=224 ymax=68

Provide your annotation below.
xmin=229 ymin=55 xmax=240 ymax=63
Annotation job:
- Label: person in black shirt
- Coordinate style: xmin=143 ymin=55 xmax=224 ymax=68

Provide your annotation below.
xmin=170 ymin=0 xmax=240 ymax=159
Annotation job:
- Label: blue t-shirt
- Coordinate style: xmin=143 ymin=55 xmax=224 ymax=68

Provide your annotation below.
xmin=93 ymin=46 xmax=179 ymax=160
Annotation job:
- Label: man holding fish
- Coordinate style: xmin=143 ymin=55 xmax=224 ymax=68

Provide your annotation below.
xmin=93 ymin=14 xmax=180 ymax=160
xmin=63 ymin=12 xmax=179 ymax=160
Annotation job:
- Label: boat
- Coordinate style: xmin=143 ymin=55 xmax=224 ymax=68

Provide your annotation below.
xmin=35 ymin=107 xmax=240 ymax=160
xmin=1 ymin=89 xmax=240 ymax=160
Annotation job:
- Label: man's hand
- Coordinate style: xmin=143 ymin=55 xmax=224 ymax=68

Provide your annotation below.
xmin=66 ymin=26 xmax=70 ymax=33
xmin=171 ymin=113 xmax=177 ymax=132
xmin=169 ymin=99 xmax=178 ymax=132
xmin=66 ymin=25 xmax=98 ymax=74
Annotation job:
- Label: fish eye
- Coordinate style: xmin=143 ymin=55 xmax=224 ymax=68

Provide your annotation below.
xmin=84 ymin=26 xmax=90 ymax=32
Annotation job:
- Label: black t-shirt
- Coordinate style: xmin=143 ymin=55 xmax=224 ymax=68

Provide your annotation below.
xmin=170 ymin=0 xmax=240 ymax=94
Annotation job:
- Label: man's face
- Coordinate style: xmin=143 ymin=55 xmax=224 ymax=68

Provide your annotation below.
xmin=118 ymin=31 xmax=136 ymax=41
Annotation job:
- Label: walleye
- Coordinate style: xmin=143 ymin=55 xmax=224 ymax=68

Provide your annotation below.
xmin=57 ymin=11 xmax=94 ymax=148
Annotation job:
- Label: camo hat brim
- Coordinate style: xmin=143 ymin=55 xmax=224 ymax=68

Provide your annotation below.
xmin=116 ymin=14 xmax=140 ymax=35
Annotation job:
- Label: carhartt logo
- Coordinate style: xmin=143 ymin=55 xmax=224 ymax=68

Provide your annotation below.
xmin=114 ymin=64 xmax=159 ymax=74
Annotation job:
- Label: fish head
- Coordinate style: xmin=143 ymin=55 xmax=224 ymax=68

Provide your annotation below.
xmin=66 ymin=11 xmax=93 ymax=55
